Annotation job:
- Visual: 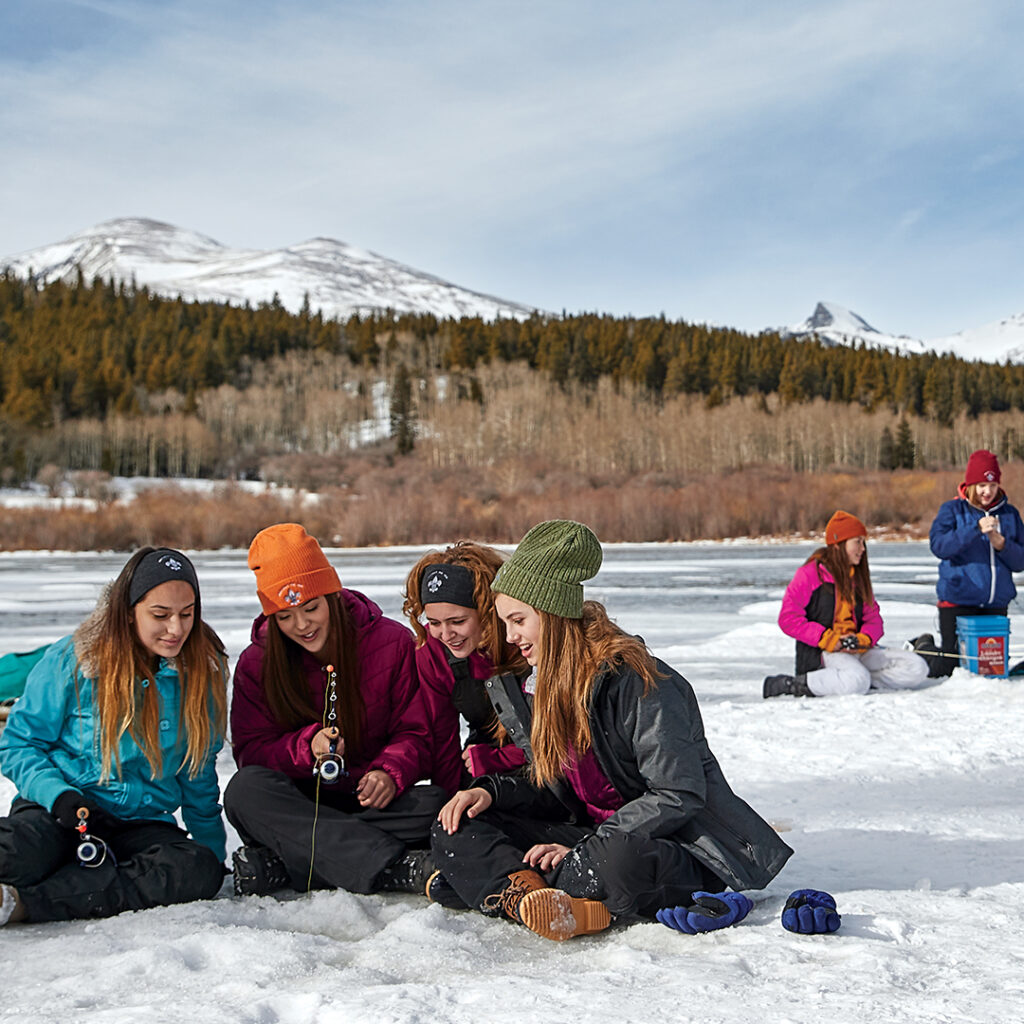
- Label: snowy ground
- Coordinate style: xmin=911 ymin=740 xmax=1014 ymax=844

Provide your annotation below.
xmin=1 ymin=542 xmax=1022 ymax=1024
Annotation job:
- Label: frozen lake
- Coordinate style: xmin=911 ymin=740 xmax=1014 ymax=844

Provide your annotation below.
xmin=0 ymin=540 xmax=948 ymax=693
xmin=2 ymin=541 xmax=1022 ymax=1024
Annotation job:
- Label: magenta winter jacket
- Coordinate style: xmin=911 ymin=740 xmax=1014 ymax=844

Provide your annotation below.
xmin=778 ymin=561 xmax=884 ymax=649
xmin=230 ymin=589 xmax=429 ymax=795
xmin=415 ymin=635 xmax=526 ymax=796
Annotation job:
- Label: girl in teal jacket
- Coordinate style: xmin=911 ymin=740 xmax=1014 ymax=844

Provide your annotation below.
xmin=0 ymin=548 xmax=228 ymax=926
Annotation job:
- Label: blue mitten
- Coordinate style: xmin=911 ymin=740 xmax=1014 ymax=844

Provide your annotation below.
xmin=656 ymin=891 xmax=753 ymax=934
xmin=781 ymin=889 xmax=841 ymax=934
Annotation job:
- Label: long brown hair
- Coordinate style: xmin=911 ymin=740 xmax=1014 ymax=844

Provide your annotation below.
xmin=79 ymin=548 xmax=227 ymax=783
xmin=530 ymin=600 xmax=660 ymax=786
xmin=805 ymin=542 xmax=873 ymax=606
xmin=261 ymin=591 xmax=365 ymax=756
xmin=402 ymin=541 xmax=520 ymax=672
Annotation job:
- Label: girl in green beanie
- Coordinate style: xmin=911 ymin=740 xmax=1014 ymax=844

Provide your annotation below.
xmin=431 ymin=520 xmax=792 ymax=941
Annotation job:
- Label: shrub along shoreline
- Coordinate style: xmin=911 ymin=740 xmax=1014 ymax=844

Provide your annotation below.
xmin=0 ymin=462 xmax=999 ymax=552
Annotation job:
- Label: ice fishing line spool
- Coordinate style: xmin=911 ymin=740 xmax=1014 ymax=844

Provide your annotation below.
xmin=312 ymin=664 xmax=347 ymax=785
xmin=75 ymin=807 xmax=113 ymax=869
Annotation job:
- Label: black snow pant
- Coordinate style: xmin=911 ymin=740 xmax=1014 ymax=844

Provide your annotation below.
xmin=430 ymin=808 xmax=723 ymax=922
xmin=936 ymin=604 xmax=1007 ymax=677
xmin=224 ymin=765 xmax=446 ymax=894
xmin=0 ymin=798 xmax=224 ymax=922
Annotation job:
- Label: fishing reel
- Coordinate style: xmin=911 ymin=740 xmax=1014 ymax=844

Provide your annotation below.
xmin=313 ymin=664 xmax=348 ymax=785
xmin=313 ymin=741 xmax=347 ymax=784
xmin=75 ymin=807 xmax=113 ymax=869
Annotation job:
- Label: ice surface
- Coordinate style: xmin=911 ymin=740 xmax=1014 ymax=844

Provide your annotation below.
xmin=1 ymin=541 xmax=1022 ymax=1024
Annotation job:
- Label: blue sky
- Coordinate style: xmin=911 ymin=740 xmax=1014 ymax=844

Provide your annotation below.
xmin=2 ymin=0 xmax=1022 ymax=338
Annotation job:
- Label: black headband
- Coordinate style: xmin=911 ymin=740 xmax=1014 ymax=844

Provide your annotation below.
xmin=420 ymin=563 xmax=477 ymax=609
xmin=129 ymin=548 xmax=199 ymax=606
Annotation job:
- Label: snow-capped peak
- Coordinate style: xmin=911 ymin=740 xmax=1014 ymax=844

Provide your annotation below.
xmin=1 ymin=218 xmax=538 ymax=322
xmin=782 ymin=301 xmax=925 ymax=356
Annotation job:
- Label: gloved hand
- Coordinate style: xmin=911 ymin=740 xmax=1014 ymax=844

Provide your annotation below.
xmin=855 ymin=633 xmax=872 ymax=651
xmin=656 ymin=891 xmax=753 ymax=934
xmin=837 ymin=633 xmax=859 ymax=652
xmin=781 ymin=889 xmax=841 ymax=934
xmin=818 ymin=628 xmax=842 ymax=652
xmin=51 ymin=790 xmax=115 ymax=834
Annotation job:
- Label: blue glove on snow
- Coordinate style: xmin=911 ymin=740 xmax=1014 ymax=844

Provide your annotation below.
xmin=656 ymin=891 xmax=753 ymax=934
xmin=781 ymin=889 xmax=841 ymax=934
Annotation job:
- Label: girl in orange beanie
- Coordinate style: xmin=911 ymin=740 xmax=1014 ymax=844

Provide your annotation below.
xmin=224 ymin=524 xmax=444 ymax=898
xmin=764 ymin=511 xmax=929 ymax=698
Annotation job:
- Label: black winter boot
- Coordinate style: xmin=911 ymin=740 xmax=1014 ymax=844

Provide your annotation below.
xmin=908 ymin=633 xmax=948 ymax=678
xmin=378 ymin=849 xmax=436 ymax=895
xmin=762 ymin=673 xmax=813 ymax=698
xmin=425 ymin=869 xmax=470 ymax=909
xmin=232 ymin=845 xmax=290 ymax=896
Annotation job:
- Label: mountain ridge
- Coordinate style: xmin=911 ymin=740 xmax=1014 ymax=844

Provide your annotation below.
xmin=3 ymin=219 xmax=1021 ymax=362
xmin=1 ymin=217 xmax=538 ymax=322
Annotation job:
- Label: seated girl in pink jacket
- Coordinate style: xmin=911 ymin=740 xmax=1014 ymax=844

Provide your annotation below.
xmin=764 ymin=511 xmax=928 ymax=698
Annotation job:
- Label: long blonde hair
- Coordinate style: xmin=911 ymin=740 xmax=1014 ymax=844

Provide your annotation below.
xmin=78 ymin=548 xmax=228 ymax=782
xmin=530 ymin=600 xmax=660 ymax=786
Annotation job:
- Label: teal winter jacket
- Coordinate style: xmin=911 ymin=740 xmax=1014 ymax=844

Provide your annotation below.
xmin=0 ymin=635 xmax=226 ymax=861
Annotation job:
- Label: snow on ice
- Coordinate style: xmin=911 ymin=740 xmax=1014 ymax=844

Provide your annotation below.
xmin=1 ymin=542 xmax=1022 ymax=1024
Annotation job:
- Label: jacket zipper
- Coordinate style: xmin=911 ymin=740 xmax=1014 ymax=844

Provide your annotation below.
xmin=989 ymin=514 xmax=998 ymax=605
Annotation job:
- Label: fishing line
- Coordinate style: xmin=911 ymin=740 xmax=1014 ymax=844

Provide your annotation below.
xmin=306 ymin=663 xmax=339 ymax=892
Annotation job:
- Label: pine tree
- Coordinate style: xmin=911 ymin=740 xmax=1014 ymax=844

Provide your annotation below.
xmin=895 ymin=418 xmax=915 ymax=468
xmin=879 ymin=426 xmax=896 ymax=470
xmin=390 ymin=363 xmax=415 ymax=455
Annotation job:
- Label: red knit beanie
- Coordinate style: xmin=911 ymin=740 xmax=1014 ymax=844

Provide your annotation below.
xmin=248 ymin=523 xmax=342 ymax=614
xmin=825 ymin=510 xmax=867 ymax=546
xmin=963 ymin=449 xmax=1001 ymax=487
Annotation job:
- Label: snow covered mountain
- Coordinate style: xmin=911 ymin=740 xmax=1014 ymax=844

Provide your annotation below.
xmin=781 ymin=301 xmax=1024 ymax=364
xmin=927 ymin=311 xmax=1024 ymax=365
xmin=0 ymin=218 xmax=538 ymax=322
xmin=782 ymin=302 xmax=928 ymax=356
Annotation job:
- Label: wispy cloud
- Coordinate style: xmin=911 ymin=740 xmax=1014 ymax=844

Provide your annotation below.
xmin=3 ymin=0 xmax=1023 ymax=335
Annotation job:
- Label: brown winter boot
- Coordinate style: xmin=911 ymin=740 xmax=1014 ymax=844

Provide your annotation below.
xmin=484 ymin=869 xmax=611 ymax=941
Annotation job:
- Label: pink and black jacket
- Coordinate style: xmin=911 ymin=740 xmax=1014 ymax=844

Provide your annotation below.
xmin=415 ymin=635 xmax=526 ymax=796
xmin=778 ymin=561 xmax=883 ymax=675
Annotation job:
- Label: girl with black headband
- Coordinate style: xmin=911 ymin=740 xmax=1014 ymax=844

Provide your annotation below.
xmin=403 ymin=542 xmax=527 ymax=797
xmin=0 ymin=548 xmax=228 ymax=927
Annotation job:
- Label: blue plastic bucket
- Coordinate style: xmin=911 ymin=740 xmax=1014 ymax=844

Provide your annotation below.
xmin=956 ymin=615 xmax=1010 ymax=677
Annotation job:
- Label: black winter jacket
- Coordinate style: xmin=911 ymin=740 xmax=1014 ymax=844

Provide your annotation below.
xmin=482 ymin=661 xmax=792 ymax=891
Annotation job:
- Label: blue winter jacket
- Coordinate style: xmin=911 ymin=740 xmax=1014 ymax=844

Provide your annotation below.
xmin=0 ymin=636 xmax=226 ymax=861
xmin=929 ymin=489 xmax=1024 ymax=608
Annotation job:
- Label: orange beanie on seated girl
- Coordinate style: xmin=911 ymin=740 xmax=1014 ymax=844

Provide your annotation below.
xmin=248 ymin=523 xmax=342 ymax=614
xmin=824 ymin=511 xmax=867 ymax=546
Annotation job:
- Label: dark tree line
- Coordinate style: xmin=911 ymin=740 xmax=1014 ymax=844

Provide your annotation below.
xmin=2 ymin=272 xmax=1023 ymax=440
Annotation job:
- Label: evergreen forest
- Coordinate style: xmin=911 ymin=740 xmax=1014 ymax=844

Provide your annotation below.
xmin=3 ymin=271 xmax=1024 ymax=549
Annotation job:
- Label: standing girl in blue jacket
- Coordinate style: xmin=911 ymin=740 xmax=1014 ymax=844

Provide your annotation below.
xmin=927 ymin=449 xmax=1024 ymax=676
xmin=0 ymin=548 xmax=228 ymax=926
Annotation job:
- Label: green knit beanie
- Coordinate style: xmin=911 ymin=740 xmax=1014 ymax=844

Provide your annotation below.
xmin=491 ymin=520 xmax=603 ymax=618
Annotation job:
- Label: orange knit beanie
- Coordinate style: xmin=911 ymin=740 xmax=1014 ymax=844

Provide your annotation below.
xmin=825 ymin=510 xmax=867 ymax=546
xmin=248 ymin=523 xmax=341 ymax=614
